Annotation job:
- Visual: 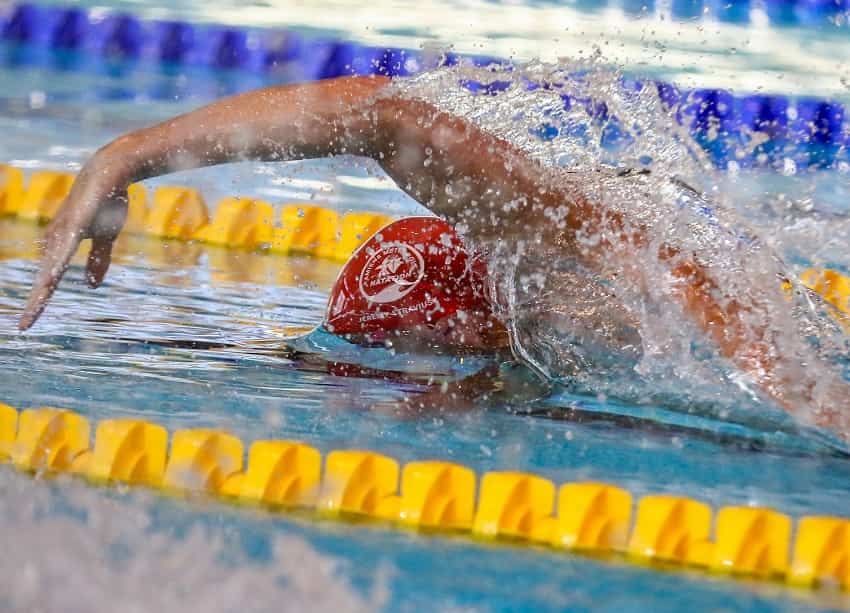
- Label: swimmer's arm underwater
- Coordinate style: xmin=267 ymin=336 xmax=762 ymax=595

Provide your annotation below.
xmin=18 ymin=75 xmax=848 ymax=432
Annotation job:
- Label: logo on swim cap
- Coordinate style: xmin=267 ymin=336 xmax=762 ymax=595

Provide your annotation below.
xmin=325 ymin=216 xmax=495 ymax=339
xmin=358 ymin=242 xmax=425 ymax=304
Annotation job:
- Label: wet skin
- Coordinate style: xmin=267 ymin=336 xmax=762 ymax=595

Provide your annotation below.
xmin=16 ymin=75 xmax=850 ymax=434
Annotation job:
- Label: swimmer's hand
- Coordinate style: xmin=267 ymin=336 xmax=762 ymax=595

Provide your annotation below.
xmin=370 ymin=367 xmax=502 ymax=417
xmin=369 ymin=363 xmax=550 ymax=417
xmin=19 ymin=157 xmax=129 ymax=331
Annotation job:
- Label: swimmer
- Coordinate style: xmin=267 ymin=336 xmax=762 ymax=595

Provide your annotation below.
xmin=16 ymin=74 xmax=850 ymax=434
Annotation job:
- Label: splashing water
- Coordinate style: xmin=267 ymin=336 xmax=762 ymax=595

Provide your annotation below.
xmin=392 ymin=58 xmax=850 ymax=430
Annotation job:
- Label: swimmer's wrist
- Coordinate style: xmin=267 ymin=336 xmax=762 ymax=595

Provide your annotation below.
xmin=92 ymin=131 xmax=159 ymax=188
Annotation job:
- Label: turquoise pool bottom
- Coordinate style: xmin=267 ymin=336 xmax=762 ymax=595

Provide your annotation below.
xmin=1 ymin=218 xmax=850 ymax=611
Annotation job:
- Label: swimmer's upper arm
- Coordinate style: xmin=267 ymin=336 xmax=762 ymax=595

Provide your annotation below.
xmin=366 ymin=96 xmax=616 ymax=249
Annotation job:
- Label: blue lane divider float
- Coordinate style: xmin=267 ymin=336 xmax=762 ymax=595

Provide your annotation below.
xmin=0 ymin=2 xmax=847 ymax=171
xmin=675 ymin=87 xmax=848 ymax=169
xmin=0 ymin=3 xmax=424 ymax=77
xmin=555 ymin=78 xmax=848 ymax=170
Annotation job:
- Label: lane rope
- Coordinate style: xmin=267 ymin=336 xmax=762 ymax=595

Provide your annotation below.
xmin=3 ymin=162 xmax=850 ymax=593
xmin=0 ymin=163 xmax=393 ymax=261
xmin=0 ymin=403 xmax=849 ymax=591
xmin=0 ymin=3 xmax=847 ymax=170
xmin=3 ymin=162 xmax=849 ymax=324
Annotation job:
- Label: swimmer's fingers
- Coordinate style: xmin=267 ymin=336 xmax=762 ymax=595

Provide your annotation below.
xmin=19 ymin=207 xmax=84 ymax=331
xmin=370 ymin=371 xmax=500 ymax=417
xmin=19 ymin=192 xmax=127 ymax=330
xmin=85 ymin=236 xmax=114 ymax=288
xmin=84 ymin=196 xmax=127 ymax=288
xmin=370 ymin=390 xmax=477 ymax=417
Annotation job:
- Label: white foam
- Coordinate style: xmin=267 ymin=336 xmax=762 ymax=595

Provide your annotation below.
xmin=0 ymin=469 xmax=389 ymax=613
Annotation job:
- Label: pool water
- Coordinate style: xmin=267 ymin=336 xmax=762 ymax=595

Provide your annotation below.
xmin=4 ymin=216 xmax=850 ymax=612
xmin=2 ymin=2 xmax=850 ymax=612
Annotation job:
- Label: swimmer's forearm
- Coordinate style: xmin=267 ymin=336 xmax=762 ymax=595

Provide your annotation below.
xmin=98 ymin=75 xmax=391 ymax=186
xmin=666 ymin=255 xmax=770 ymax=370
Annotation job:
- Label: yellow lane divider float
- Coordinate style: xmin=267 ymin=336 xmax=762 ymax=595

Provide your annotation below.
xmin=1 ymin=402 xmax=849 ymax=592
xmin=0 ymin=164 xmax=392 ymax=262
xmin=2 ymin=164 xmax=849 ymax=317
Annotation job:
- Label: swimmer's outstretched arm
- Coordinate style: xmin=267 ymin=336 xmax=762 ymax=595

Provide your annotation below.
xmin=18 ymin=75 xmax=847 ymax=431
xmin=19 ymin=75 xmax=393 ymax=329
xmin=19 ymin=74 xmax=598 ymax=331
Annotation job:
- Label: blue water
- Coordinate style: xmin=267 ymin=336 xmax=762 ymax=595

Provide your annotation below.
xmin=4 ymin=219 xmax=850 ymax=612
xmin=2 ymin=2 xmax=850 ymax=612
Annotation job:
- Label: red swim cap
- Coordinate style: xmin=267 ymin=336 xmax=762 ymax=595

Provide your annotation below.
xmin=325 ymin=217 xmax=492 ymax=340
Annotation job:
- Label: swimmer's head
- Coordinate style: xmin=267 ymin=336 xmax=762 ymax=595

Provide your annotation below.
xmin=325 ymin=217 xmax=508 ymax=353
